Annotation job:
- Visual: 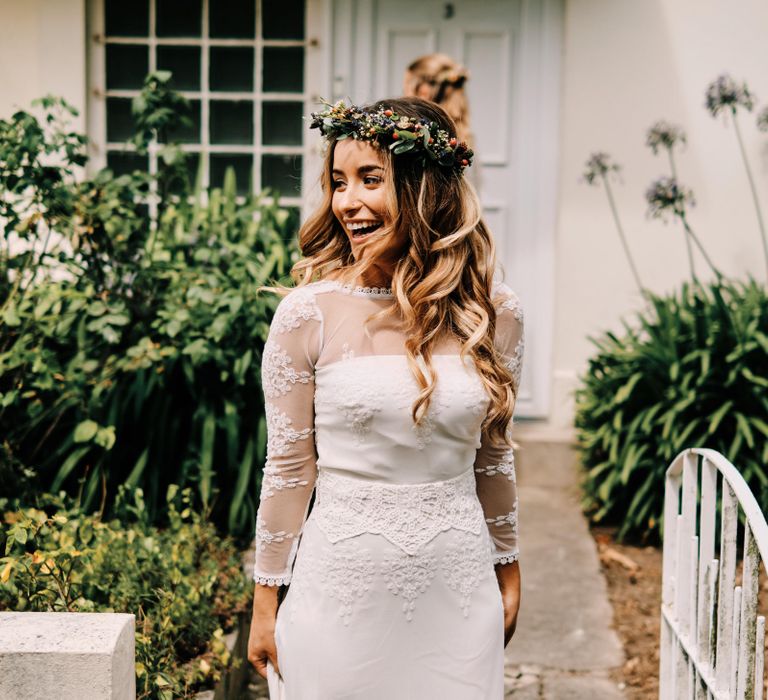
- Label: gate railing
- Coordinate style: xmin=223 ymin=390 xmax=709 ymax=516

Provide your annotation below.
xmin=660 ymin=448 xmax=768 ymax=700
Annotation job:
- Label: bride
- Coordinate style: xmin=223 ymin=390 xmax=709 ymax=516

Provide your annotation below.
xmin=247 ymin=96 xmax=523 ymax=699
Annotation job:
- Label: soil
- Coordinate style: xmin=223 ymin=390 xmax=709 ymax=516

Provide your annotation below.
xmin=591 ymin=525 xmax=663 ymax=699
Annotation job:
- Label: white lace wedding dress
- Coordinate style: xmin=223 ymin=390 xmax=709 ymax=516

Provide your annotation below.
xmin=253 ymin=278 xmax=524 ymax=700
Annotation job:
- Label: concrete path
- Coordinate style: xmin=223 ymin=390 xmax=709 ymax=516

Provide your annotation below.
xmin=503 ymin=439 xmax=626 ymax=698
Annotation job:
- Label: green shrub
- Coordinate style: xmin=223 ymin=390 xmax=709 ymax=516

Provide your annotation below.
xmin=0 ymin=79 xmax=298 ymax=537
xmin=0 ymin=485 xmax=252 ymax=699
xmin=575 ymin=278 xmax=768 ymax=543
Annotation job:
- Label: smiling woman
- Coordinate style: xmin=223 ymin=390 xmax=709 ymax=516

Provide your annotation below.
xmin=247 ymin=97 xmax=525 ymax=700
xmin=331 ymin=143 xmax=389 ymax=242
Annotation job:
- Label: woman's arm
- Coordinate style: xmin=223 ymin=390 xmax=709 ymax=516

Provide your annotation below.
xmin=247 ymin=287 xmax=323 ymax=679
xmin=496 ymin=560 xmax=521 ymax=646
xmin=473 ymin=284 xmax=524 ymax=646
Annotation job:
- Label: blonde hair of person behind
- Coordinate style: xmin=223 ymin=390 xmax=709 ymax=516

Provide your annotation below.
xmin=404 ymin=54 xmax=472 ymax=145
xmin=277 ymin=97 xmax=514 ymax=447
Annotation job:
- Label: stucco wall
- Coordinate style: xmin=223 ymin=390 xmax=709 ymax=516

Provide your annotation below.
xmin=0 ymin=0 xmax=87 ymax=131
xmin=537 ymin=0 xmax=768 ymax=440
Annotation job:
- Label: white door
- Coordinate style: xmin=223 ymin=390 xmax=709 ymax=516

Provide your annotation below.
xmin=323 ymin=0 xmax=563 ymax=418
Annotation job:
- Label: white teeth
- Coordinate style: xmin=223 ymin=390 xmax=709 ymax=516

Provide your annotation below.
xmin=346 ymin=221 xmax=382 ymax=231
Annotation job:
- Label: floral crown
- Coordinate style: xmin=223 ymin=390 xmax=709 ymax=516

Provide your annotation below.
xmin=308 ymin=100 xmax=474 ymax=175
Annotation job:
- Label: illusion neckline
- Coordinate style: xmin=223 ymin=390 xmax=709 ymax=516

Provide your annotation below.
xmin=325 ymin=279 xmax=394 ymax=298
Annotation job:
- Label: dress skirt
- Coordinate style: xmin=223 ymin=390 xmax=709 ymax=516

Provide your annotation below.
xmin=271 ymin=469 xmax=506 ymax=700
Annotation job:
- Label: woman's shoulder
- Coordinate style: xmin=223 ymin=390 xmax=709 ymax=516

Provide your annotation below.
xmin=270 ymin=281 xmax=334 ymax=333
xmin=491 ymin=280 xmax=524 ymax=325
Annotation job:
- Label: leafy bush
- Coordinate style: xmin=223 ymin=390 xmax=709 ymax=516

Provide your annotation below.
xmin=0 ymin=77 xmax=298 ymax=537
xmin=575 ymin=278 xmax=768 ymax=543
xmin=0 ymin=485 xmax=253 ymax=699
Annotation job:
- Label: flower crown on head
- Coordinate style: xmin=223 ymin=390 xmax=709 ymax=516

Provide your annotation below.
xmin=308 ymin=100 xmax=474 ymax=175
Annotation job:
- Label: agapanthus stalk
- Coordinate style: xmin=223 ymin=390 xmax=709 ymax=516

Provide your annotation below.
xmin=705 ymin=74 xmax=767 ymax=280
xmin=646 ymin=121 xmax=696 ymax=279
xmin=583 ymin=153 xmax=646 ymax=297
xmin=645 ymin=176 xmax=722 ymax=283
xmin=731 ymin=109 xmax=768 ymax=280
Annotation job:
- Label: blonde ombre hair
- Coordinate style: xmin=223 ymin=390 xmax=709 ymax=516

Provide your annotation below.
xmin=403 ymin=54 xmax=472 ymax=145
xmin=283 ymin=97 xmax=515 ymax=446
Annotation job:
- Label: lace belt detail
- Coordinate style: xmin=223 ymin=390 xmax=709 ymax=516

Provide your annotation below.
xmin=313 ymin=467 xmax=484 ymax=555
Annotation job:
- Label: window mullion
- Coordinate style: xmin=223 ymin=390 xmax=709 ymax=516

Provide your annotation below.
xmin=201 ymin=0 xmax=210 ymax=198
xmin=254 ymin=0 xmax=263 ymax=195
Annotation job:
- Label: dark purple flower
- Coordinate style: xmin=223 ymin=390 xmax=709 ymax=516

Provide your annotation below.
xmin=582 ymin=152 xmax=621 ymax=186
xmin=645 ymin=176 xmax=695 ymax=221
xmin=705 ymin=74 xmax=755 ymax=118
xmin=645 ymin=121 xmax=687 ymax=155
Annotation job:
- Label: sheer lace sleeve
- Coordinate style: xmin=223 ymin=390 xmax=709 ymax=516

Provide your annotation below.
xmin=253 ymin=287 xmax=322 ymax=586
xmin=474 ymin=284 xmax=524 ymax=565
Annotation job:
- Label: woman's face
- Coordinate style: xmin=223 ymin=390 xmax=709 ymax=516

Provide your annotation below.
xmin=331 ymin=139 xmax=393 ymax=261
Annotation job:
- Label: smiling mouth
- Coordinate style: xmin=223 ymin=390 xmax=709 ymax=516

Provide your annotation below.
xmin=346 ymin=221 xmax=383 ymax=239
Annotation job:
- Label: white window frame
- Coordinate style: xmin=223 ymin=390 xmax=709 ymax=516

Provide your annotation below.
xmin=86 ymin=0 xmax=325 ymax=217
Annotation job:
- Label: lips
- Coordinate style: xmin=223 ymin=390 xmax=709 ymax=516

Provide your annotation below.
xmin=346 ymin=220 xmax=383 ymax=239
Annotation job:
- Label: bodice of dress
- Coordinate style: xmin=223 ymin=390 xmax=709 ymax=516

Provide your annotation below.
xmin=254 ymin=278 xmax=524 ymax=585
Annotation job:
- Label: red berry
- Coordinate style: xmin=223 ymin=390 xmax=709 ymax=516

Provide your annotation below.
xmin=462 ymin=159 xmax=469 ymax=166
xmin=392 ymin=132 xmax=399 ymax=139
xmin=449 ymin=137 xmax=457 ymax=147
xmin=428 ymin=138 xmax=434 ymax=144
xmin=384 ymin=109 xmax=393 ymax=117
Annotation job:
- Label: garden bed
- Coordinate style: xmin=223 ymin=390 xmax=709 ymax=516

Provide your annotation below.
xmin=593 ymin=524 xmax=768 ymax=699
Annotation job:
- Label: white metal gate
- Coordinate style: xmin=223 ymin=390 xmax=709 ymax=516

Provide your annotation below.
xmin=660 ymin=448 xmax=768 ymax=699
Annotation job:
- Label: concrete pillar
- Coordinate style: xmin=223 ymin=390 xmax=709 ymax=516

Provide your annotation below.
xmin=0 ymin=612 xmax=135 ymax=700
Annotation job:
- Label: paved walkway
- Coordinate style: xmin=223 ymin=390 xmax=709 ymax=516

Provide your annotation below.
xmin=244 ymin=439 xmax=627 ymax=699
xmin=503 ymin=439 xmax=626 ymax=698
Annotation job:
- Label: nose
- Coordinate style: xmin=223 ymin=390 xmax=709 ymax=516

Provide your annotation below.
xmin=338 ymin=183 xmax=363 ymax=215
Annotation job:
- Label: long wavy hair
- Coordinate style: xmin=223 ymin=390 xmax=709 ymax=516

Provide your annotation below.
xmin=284 ymin=97 xmax=515 ymax=446
xmin=403 ymin=54 xmax=472 ymax=145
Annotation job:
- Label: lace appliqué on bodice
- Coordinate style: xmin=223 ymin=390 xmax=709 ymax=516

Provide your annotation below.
xmin=316 ymin=361 xmax=383 ymax=444
xmin=313 ymin=467 xmax=485 ymax=555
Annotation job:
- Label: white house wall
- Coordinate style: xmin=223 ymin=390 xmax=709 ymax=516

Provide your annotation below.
xmin=539 ymin=0 xmax=768 ymax=442
xmin=0 ymin=0 xmax=87 ymax=132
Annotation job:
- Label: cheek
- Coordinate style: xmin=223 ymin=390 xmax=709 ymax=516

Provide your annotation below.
xmin=331 ymin=194 xmax=344 ymax=227
xmin=369 ymin=189 xmax=388 ymax=220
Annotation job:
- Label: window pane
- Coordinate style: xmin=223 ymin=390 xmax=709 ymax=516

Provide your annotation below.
xmin=262 ymin=0 xmax=304 ymax=39
xmin=210 ymin=47 xmax=254 ymax=92
xmin=164 ymin=152 xmax=201 ymax=195
xmin=263 ymin=47 xmax=303 ymax=93
xmin=157 ymin=46 xmax=201 ymax=91
xmin=210 ymin=154 xmax=253 ymax=195
xmin=156 ymin=0 xmax=202 ymax=37
xmin=106 ymin=97 xmax=136 ymax=142
xmin=107 ymin=151 xmax=149 ymax=176
xmin=261 ymin=154 xmax=302 ymax=196
xmin=210 ymin=100 xmax=253 ymax=145
xmin=209 ymin=0 xmax=255 ymax=38
xmin=105 ymin=0 xmax=149 ymax=36
xmin=106 ymin=45 xmax=149 ymax=90
xmin=261 ymin=102 xmax=302 ymax=146
xmin=158 ymin=100 xmax=202 ymax=144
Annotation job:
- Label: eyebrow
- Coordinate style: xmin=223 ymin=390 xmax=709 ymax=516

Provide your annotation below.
xmin=331 ymin=164 xmax=384 ymax=176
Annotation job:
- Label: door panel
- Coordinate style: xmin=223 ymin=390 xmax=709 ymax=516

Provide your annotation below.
xmin=328 ymin=0 xmax=562 ymax=418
